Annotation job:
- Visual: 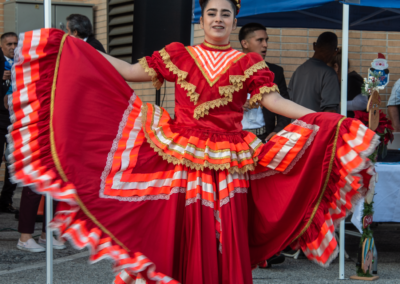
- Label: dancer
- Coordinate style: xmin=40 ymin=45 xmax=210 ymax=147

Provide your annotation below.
xmin=8 ymin=0 xmax=378 ymax=283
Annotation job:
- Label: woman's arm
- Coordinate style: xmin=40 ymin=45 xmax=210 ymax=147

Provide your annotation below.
xmin=261 ymin=91 xmax=315 ymax=120
xmin=100 ymin=52 xmax=152 ymax=83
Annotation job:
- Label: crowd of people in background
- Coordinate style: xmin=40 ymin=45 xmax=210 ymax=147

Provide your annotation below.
xmin=0 ymin=17 xmax=399 ymax=257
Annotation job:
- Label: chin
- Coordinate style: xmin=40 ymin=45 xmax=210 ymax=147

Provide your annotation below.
xmin=208 ymin=34 xmax=229 ymax=43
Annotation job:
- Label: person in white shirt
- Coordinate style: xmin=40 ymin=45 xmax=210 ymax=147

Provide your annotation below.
xmin=239 ymin=23 xmax=291 ymax=142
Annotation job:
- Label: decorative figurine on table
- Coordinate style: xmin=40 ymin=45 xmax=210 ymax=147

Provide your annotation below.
xmin=350 ymin=55 xmax=395 ymax=281
xmin=368 ymin=53 xmax=389 ymax=90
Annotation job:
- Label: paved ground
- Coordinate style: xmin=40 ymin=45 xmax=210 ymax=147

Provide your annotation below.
xmin=0 ymin=186 xmax=399 ymax=283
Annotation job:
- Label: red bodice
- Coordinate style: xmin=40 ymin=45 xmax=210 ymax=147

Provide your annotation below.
xmin=140 ymin=41 xmax=279 ymax=133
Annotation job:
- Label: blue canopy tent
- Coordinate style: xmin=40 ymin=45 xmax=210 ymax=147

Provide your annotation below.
xmin=193 ymin=0 xmax=400 ymax=31
xmin=192 ymin=0 xmax=400 ymax=280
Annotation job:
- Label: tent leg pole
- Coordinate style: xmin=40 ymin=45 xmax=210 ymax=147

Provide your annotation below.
xmin=46 ymin=193 xmax=53 ymax=284
xmin=339 ymin=3 xmax=349 ymax=280
xmin=44 ymin=1 xmax=53 ymax=283
xmin=190 ymin=0 xmax=195 ymax=46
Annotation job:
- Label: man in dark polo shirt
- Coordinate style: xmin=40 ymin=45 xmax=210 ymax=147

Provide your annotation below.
xmin=288 ymin=32 xmax=340 ymax=113
xmin=239 ymin=23 xmax=291 ymax=143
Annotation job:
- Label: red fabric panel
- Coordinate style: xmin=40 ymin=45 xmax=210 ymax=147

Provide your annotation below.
xmin=248 ymin=113 xmax=342 ymax=264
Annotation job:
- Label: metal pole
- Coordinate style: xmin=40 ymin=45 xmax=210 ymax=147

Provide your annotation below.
xmin=339 ymin=3 xmax=349 ymax=281
xmin=44 ymin=1 xmax=53 ymax=283
xmin=190 ymin=0 xmax=195 ymax=46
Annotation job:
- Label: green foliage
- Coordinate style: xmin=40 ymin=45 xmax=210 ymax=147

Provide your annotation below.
xmin=357 ymin=267 xmax=373 ymax=278
xmin=361 ymin=73 xmax=381 ymax=97
xmin=363 ymin=201 xmax=374 ymax=216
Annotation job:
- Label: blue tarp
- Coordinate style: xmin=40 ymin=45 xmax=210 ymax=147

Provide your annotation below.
xmin=193 ymin=0 xmax=400 ymax=31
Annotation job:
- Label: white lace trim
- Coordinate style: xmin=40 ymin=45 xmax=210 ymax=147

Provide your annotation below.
xmin=185 ymin=194 xmax=215 ymax=208
xmin=250 ymin=119 xmax=320 ymax=180
xmin=99 ymin=93 xmax=142 ymax=201
xmin=220 ymin=187 xmax=248 ymax=207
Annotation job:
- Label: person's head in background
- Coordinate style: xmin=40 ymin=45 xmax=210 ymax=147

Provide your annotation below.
xmin=1 ymin=32 xmax=18 ymax=59
xmin=239 ymin=23 xmax=268 ymax=59
xmin=313 ymin=32 xmax=338 ymax=64
xmin=66 ymin=14 xmax=93 ymax=39
xmin=328 ymin=49 xmax=351 ymax=82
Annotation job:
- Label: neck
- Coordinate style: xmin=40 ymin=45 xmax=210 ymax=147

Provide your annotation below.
xmin=204 ymin=36 xmax=230 ymax=46
xmin=202 ymin=40 xmax=231 ymax=51
xmin=312 ymin=53 xmax=329 ymax=64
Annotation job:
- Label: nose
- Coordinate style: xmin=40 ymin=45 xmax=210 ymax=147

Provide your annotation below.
xmin=263 ymin=40 xmax=268 ymax=48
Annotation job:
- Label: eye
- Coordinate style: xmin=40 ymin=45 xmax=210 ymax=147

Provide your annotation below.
xmin=223 ymin=13 xmax=230 ymax=17
xmin=208 ymin=13 xmax=215 ymax=16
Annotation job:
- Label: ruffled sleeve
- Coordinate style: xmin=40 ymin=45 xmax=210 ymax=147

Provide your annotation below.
xmin=138 ymin=42 xmax=186 ymax=89
xmin=243 ymin=53 xmax=280 ymax=108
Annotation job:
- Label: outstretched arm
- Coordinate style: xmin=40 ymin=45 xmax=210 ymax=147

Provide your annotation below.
xmin=261 ymin=92 xmax=315 ymax=120
xmin=100 ymin=52 xmax=152 ymax=83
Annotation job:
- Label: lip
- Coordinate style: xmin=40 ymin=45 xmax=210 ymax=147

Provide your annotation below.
xmin=212 ymin=26 xmax=225 ymax=30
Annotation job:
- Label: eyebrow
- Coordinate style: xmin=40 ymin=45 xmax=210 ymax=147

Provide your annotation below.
xmin=206 ymin=8 xmax=232 ymax=13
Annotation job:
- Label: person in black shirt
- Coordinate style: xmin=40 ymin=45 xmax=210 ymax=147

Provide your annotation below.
xmin=328 ymin=49 xmax=368 ymax=118
xmin=66 ymin=14 xmax=106 ymax=53
xmin=0 ymin=33 xmax=18 ymax=214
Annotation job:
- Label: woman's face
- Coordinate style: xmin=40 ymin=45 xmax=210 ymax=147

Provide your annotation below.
xmin=200 ymin=0 xmax=237 ymax=45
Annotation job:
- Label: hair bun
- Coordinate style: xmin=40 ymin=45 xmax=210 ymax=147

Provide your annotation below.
xmin=199 ymin=0 xmax=241 ymax=15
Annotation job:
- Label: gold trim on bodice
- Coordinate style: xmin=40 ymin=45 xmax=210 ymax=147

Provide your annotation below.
xmin=202 ymin=41 xmax=231 ymax=50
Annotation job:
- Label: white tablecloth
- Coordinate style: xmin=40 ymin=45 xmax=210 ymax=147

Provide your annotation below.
xmin=351 ymin=162 xmax=400 ymax=232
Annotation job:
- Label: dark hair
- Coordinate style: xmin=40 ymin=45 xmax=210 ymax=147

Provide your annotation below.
xmin=329 ymin=48 xmax=350 ymax=76
xmin=200 ymin=0 xmax=237 ymax=18
xmin=238 ymin=23 xmax=266 ymax=43
xmin=66 ymin=14 xmax=93 ymax=39
xmin=316 ymin=32 xmax=338 ymax=51
xmin=1 ymin=32 xmax=18 ymax=42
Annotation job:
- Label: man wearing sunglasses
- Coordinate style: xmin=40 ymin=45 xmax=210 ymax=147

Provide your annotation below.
xmin=288 ymin=32 xmax=340 ymax=113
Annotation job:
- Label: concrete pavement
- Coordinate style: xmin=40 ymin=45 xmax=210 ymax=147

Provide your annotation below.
xmin=1 ymin=186 xmax=399 ymax=283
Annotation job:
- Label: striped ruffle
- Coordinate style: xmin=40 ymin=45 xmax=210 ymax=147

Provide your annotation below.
xmin=7 ymin=28 xmax=178 ymax=284
xmin=293 ymin=119 xmax=379 ymax=266
xmin=142 ymin=103 xmax=263 ymax=174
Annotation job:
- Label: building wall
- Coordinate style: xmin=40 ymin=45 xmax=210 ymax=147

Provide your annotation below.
xmin=0 ymin=0 xmax=108 ymax=50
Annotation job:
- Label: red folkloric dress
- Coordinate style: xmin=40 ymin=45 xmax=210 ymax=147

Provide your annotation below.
xmin=9 ymin=29 xmax=379 ymax=284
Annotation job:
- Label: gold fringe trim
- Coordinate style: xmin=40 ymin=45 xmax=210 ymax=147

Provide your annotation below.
xmin=249 ymin=85 xmax=280 ymax=108
xmin=193 ymin=97 xmax=231 ymax=120
xmin=141 ymin=104 xmax=256 ymax=174
xmin=291 ymin=117 xmax=346 ymax=243
xmin=194 ymin=61 xmax=270 ymax=119
xmin=194 ymin=60 xmax=270 ymax=120
xmin=49 ymin=34 xmax=129 ymax=252
xmin=159 ymin=48 xmax=200 ymax=105
xmin=138 ymin=57 xmax=163 ymax=90
xmin=229 ymin=60 xmax=269 ymax=90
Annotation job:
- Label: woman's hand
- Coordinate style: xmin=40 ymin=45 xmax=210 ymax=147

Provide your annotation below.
xmin=99 ymin=52 xmax=152 ymax=83
xmin=261 ymin=91 xmax=315 ymax=120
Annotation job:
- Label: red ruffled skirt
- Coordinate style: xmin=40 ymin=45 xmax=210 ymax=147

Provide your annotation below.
xmin=8 ymin=29 xmax=379 ymax=284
